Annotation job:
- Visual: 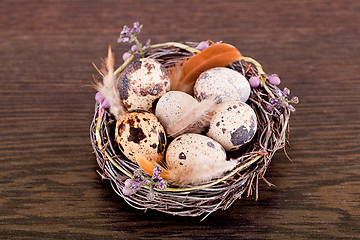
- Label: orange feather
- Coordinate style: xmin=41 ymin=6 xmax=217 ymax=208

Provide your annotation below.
xmin=170 ymin=43 xmax=243 ymax=94
xmin=136 ymin=156 xmax=169 ymax=179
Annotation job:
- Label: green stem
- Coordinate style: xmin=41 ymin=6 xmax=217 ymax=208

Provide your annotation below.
xmin=260 ymin=75 xmax=276 ymax=99
xmin=240 ymin=57 xmax=276 ymax=99
xmin=150 ymin=42 xmax=200 ymax=53
xmin=240 ymin=57 xmax=265 ymax=75
xmin=133 ymin=38 xmax=145 ymax=57
xmin=114 ymin=54 xmax=135 ymax=76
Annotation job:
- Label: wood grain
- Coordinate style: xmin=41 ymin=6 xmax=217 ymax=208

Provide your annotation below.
xmin=0 ymin=0 xmax=359 ymax=239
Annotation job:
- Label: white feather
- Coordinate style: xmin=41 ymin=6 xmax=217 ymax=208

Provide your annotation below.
xmin=167 ymin=97 xmax=217 ymax=138
xmin=96 ymin=46 xmax=125 ymax=120
xmin=169 ymin=157 xmax=237 ymax=186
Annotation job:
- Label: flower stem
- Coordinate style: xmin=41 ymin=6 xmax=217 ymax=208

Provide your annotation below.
xmin=240 ymin=57 xmax=265 ymax=75
xmin=240 ymin=57 xmax=276 ymax=99
xmin=134 ymin=38 xmax=145 ymax=57
xmin=260 ymin=75 xmax=276 ymax=99
xmin=150 ymin=42 xmax=200 ymax=53
xmin=114 ymin=54 xmax=135 ymax=76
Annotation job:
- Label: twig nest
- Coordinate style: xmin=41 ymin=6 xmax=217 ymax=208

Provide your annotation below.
xmin=206 ymin=101 xmax=257 ymax=151
xmin=90 ymin=37 xmax=298 ymax=218
xmin=155 ymin=91 xmax=198 ymax=130
xmin=115 ymin=110 xmax=167 ymax=163
xmin=165 ymin=133 xmax=236 ymax=185
xmin=194 ymin=67 xmax=251 ymax=103
xmin=118 ymin=58 xmax=170 ymax=112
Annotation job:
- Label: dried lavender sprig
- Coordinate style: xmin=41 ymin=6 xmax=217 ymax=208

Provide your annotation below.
xmin=118 ymin=22 xmax=151 ymax=57
xmin=122 ymin=166 xmax=168 ymax=200
xmin=267 ymin=87 xmax=299 ymax=117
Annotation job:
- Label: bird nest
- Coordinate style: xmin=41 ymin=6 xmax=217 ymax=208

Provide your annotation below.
xmin=90 ymin=41 xmax=296 ymax=220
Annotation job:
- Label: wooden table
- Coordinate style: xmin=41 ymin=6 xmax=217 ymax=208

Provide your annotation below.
xmin=1 ymin=0 xmax=359 ymax=239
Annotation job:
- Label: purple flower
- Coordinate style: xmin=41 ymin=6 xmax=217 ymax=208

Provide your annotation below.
xmin=270 ymin=98 xmax=278 ymax=105
xmin=291 ymin=96 xmax=299 ymax=104
xmin=266 ymin=74 xmax=281 ymax=85
xmin=101 ymin=99 xmax=110 ymax=109
xmin=121 ymin=25 xmax=131 ymax=35
xmin=95 ymin=91 xmax=110 ymax=110
xmin=122 ymin=186 xmax=131 ymax=196
xmin=124 ymin=179 xmax=140 ymax=188
xmin=122 ymin=52 xmax=133 ymax=61
xmin=133 ymin=169 xmax=145 ymax=182
xmin=152 ymin=166 xmax=162 ymax=178
xmin=122 ymin=178 xmax=141 ymax=196
xmin=157 ymin=179 xmax=167 ymax=190
xmin=118 ymin=22 xmax=148 ymax=57
xmin=131 ymin=22 xmax=141 ymax=34
xmin=131 ymin=45 xmax=138 ymax=52
xmin=268 ymin=87 xmax=299 ymax=116
xmin=249 ymin=75 xmax=261 ymax=88
xmin=122 ymin=165 xmax=168 ymax=200
xmin=95 ymin=92 xmax=104 ymax=104
xmin=283 ymin=87 xmax=290 ymax=97
xmin=196 ymin=41 xmax=210 ymax=51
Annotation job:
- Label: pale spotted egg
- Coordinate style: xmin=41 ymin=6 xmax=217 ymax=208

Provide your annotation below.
xmin=194 ymin=67 xmax=250 ymax=103
xmin=206 ymin=101 xmax=257 ymax=151
xmin=165 ymin=133 xmax=237 ymax=185
xmin=155 ymin=91 xmax=198 ymax=131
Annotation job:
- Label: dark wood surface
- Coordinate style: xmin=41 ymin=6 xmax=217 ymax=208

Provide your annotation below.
xmin=1 ymin=0 xmax=359 ymax=239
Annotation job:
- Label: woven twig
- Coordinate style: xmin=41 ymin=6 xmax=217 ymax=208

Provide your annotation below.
xmin=90 ymin=42 xmax=291 ymax=219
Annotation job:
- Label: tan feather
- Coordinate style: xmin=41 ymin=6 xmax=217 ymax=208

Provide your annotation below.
xmin=95 ymin=46 xmax=126 ymax=120
xmin=168 ymin=60 xmax=185 ymax=91
xmin=136 ymin=156 xmax=169 ymax=179
xmin=136 ymin=152 xmax=236 ymax=186
xmin=170 ymin=43 xmax=243 ymax=94
xmin=166 ymin=97 xmax=218 ymax=138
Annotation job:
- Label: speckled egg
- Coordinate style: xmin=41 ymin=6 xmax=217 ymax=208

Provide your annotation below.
xmin=115 ymin=110 xmax=167 ymax=163
xmin=166 ymin=133 xmax=237 ymax=185
xmin=155 ymin=91 xmax=198 ymax=130
xmin=206 ymin=101 xmax=257 ymax=151
xmin=194 ymin=67 xmax=251 ymax=103
xmin=117 ymin=58 xmax=170 ymax=112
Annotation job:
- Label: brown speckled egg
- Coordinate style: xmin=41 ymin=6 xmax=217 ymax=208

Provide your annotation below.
xmin=194 ymin=67 xmax=250 ymax=103
xmin=206 ymin=101 xmax=257 ymax=151
xmin=115 ymin=110 xmax=167 ymax=163
xmin=155 ymin=91 xmax=198 ymax=130
xmin=165 ymin=133 xmax=237 ymax=185
xmin=117 ymin=58 xmax=170 ymax=112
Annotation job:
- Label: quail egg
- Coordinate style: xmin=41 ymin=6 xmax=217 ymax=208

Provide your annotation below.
xmin=165 ymin=133 xmax=237 ymax=185
xmin=206 ymin=101 xmax=257 ymax=151
xmin=155 ymin=91 xmax=198 ymax=130
xmin=115 ymin=110 xmax=167 ymax=163
xmin=117 ymin=58 xmax=170 ymax=112
xmin=194 ymin=67 xmax=251 ymax=103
